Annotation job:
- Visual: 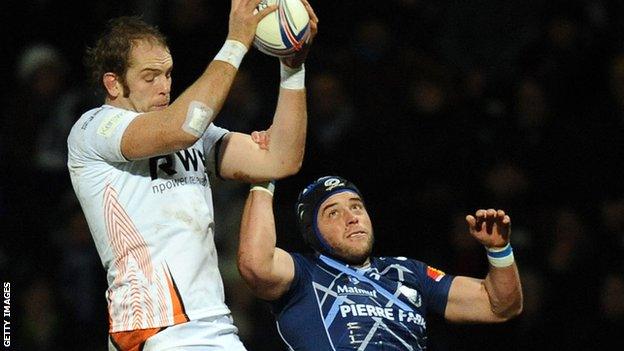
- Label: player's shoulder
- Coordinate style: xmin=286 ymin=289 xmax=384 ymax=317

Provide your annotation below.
xmin=67 ymin=105 xmax=139 ymax=163
xmin=290 ymin=252 xmax=317 ymax=266
xmin=290 ymin=252 xmax=329 ymax=278
xmin=206 ymin=122 xmax=228 ymax=135
xmin=70 ymin=105 xmax=137 ymax=135
xmin=373 ymin=256 xmax=426 ymax=271
xmin=373 ymin=256 xmax=446 ymax=287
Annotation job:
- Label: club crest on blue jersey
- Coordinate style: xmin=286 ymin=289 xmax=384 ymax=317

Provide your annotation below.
xmin=399 ymin=285 xmax=422 ymax=307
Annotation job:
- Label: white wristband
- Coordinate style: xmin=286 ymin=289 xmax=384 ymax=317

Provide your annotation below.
xmin=280 ymin=63 xmax=305 ymax=90
xmin=250 ymin=181 xmax=275 ymax=196
xmin=486 ymin=243 xmax=515 ymax=267
xmin=214 ymin=40 xmax=248 ymax=69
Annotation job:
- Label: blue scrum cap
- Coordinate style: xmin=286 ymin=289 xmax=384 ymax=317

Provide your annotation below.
xmin=295 ymin=176 xmax=363 ymax=255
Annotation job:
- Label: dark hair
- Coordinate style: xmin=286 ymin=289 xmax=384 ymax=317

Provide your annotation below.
xmin=85 ymin=16 xmax=168 ymax=94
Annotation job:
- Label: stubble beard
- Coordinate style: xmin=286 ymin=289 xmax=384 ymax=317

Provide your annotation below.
xmin=333 ymin=232 xmax=375 ymax=266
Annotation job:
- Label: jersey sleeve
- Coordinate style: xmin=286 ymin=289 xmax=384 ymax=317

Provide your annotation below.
xmin=201 ymin=123 xmax=229 ymax=177
xmin=70 ymin=107 xmax=139 ymax=163
xmin=269 ymin=252 xmax=308 ymax=314
xmin=411 ymin=259 xmax=455 ymax=316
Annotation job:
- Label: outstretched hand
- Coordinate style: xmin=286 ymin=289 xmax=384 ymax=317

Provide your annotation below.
xmin=281 ymin=0 xmax=319 ymax=68
xmin=465 ymin=209 xmax=511 ymax=248
xmin=228 ymin=0 xmax=278 ymax=48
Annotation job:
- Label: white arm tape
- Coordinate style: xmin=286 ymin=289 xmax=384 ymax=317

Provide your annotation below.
xmin=250 ymin=181 xmax=275 ymax=196
xmin=280 ymin=63 xmax=305 ymax=90
xmin=214 ymin=40 xmax=248 ymax=69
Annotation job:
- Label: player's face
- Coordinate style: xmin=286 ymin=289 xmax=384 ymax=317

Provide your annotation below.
xmin=121 ymin=40 xmax=172 ymax=112
xmin=316 ymin=192 xmax=374 ymax=266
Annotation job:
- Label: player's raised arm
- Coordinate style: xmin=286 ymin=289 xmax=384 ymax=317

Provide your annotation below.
xmin=238 ymin=182 xmax=295 ymax=301
xmin=444 ymin=209 xmax=523 ymax=323
xmin=217 ymin=0 xmax=319 ymax=182
xmin=117 ymin=0 xmax=277 ymax=160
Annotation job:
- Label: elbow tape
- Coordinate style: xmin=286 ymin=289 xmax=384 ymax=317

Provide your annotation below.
xmin=182 ymin=101 xmax=214 ymax=138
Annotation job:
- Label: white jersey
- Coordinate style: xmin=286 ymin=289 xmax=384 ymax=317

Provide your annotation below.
xmin=67 ymin=105 xmax=230 ymax=333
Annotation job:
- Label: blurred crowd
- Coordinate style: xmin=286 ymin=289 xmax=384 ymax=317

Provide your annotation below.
xmin=1 ymin=0 xmax=623 ymax=350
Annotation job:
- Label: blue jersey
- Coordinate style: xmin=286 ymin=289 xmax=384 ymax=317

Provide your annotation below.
xmin=270 ymin=253 xmax=455 ymax=350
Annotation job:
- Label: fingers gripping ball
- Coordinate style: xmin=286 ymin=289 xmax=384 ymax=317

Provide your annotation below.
xmin=254 ymin=0 xmax=311 ymax=57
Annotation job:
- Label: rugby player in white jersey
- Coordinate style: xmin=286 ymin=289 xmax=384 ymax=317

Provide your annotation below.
xmin=67 ymin=1 xmax=318 ymax=350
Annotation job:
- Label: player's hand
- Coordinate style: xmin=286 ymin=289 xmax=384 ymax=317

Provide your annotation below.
xmin=251 ymin=130 xmax=270 ymax=150
xmin=280 ymin=0 xmax=319 ymax=68
xmin=465 ymin=209 xmax=511 ymax=248
xmin=228 ymin=0 xmax=278 ymax=48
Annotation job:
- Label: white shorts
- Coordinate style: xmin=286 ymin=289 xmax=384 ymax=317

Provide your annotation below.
xmin=109 ymin=315 xmax=247 ymax=351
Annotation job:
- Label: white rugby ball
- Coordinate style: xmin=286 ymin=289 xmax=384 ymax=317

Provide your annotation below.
xmin=254 ymin=0 xmax=311 ymax=58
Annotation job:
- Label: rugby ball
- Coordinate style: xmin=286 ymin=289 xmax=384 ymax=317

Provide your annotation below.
xmin=253 ymin=0 xmax=311 ymax=58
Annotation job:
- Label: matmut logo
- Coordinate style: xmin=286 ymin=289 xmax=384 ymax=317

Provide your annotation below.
xmin=337 ymin=285 xmax=378 ymax=298
xmin=426 ymin=266 xmax=446 ymax=282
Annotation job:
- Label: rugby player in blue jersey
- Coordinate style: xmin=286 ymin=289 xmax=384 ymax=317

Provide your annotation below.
xmin=238 ymin=176 xmax=522 ymax=350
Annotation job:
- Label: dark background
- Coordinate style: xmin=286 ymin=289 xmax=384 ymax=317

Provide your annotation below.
xmin=1 ymin=0 xmax=623 ymax=350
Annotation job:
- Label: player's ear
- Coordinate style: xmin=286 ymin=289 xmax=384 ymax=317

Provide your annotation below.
xmin=103 ymin=72 xmax=123 ymax=98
